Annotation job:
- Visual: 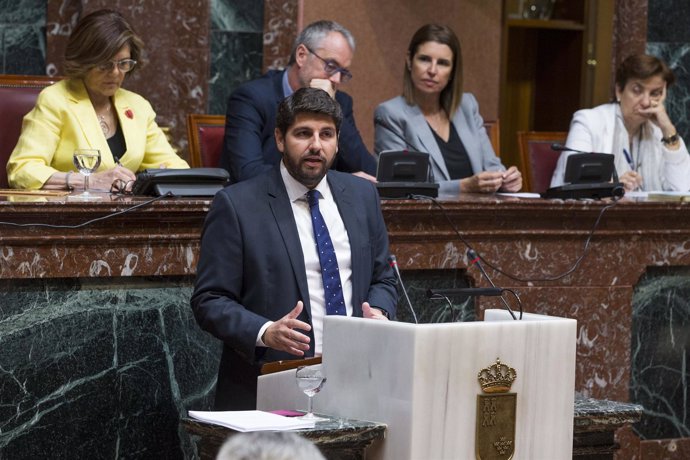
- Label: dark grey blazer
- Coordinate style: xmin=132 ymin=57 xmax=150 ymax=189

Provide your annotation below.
xmin=191 ymin=166 xmax=397 ymax=410
xmin=374 ymin=93 xmax=505 ymax=195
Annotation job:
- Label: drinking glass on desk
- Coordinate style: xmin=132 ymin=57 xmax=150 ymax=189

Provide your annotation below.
xmin=295 ymin=364 xmax=327 ymax=421
xmin=72 ymin=149 xmax=101 ymax=198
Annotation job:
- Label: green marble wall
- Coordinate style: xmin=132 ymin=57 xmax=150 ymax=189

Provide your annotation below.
xmin=631 ymin=267 xmax=690 ymax=441
xmin=0 ymin=268 xmax=477 ymax=458
xmin=209 ymin=0 xmax=265 ymax=115
xmin=393 ymin=269 xmax=476 ymax=324
xmin=0 ymin=0 xmax=45 ymax=75
xmin=648 ymin=0 xmax=690 ymax=142
xmin=0 ymin=277 xmax=220 ymax=459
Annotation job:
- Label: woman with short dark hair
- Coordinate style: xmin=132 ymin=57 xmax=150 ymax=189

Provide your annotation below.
xmin=7 ymin=9 xmax=188 ymax=191
xmin=551 ymin=54 xmax=690 ymax=192
xmin=374 ymin=24 xmax=522 ymax=194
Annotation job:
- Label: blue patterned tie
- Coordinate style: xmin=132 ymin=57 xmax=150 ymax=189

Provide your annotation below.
xmin=306 ymin=190 xmax=346 ymax=316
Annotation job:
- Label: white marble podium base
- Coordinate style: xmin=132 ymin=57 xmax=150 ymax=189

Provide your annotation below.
xmin=258 ymin=310 xmax=576 ymax=460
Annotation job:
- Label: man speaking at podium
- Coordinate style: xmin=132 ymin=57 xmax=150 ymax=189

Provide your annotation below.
xmin=191 ymin=88 xmax=398 ymax=410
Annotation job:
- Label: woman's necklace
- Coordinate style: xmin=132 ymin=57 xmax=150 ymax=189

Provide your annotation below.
xmin=97 ymin=104 xmax=112 ymax=137
xmin=425 ymin=110 xmax=449 ymax=140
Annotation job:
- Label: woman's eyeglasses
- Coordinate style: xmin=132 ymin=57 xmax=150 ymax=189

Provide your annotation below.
xmin=110 ymin=179 xmax=135 ymax=195
xmin=305 ymin=46 xmax=352 ymax=82
xmin=96 ymin=59 xmax=137 ymax=73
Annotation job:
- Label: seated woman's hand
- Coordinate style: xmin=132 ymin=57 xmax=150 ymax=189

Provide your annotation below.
xmin=619 ymin=170 xmax=643 ymax=191
xmin=88 ymin=165 xmax=137 ymax=191
xmin=460 ymin=171 xmax=504 ymax=193
xmin=499 ymin=166 xmax=523 ymax=192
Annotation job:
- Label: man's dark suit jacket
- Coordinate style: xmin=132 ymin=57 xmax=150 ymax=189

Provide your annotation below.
xmin=219 ymin=69 xmax=377 ymax=182
xmin=191 ymin=166 xmax=397 ymax=410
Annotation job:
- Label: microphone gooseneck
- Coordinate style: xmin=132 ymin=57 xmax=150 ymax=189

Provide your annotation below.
xmin=426 ymin=287 xmax=503 ymax=297
xmin=551 ymin=143 xmax=590 ymax=155
xmin=375 ymin=116 xmax=421 ymax=154
xmin=466 ymin=249 xmax=518 ymax=320
xmin=388 ymin=254 xmax=418 ymax=324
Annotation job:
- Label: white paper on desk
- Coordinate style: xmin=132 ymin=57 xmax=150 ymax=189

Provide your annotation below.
xmin=497 ymin=192 xmax=542 ymax=198
xmin=188 ymin=410 xmax=315 ymax=432
xmin=625 ymin=191 xmax=648 ymax=198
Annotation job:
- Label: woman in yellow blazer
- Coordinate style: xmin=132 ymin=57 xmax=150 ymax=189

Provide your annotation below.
xmin=7 ymin=9 xmax=188 ymax=191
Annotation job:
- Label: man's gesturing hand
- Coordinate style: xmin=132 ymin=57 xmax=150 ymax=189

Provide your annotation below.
xmin=262 ymin=301 xmax=312 ymax=356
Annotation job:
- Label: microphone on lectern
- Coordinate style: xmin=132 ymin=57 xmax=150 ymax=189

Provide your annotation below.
xmin=466 ymin=249 xmax=518 ymax=320
xmin=388 ymin=254 xmax=418 ymax=324
xmin=551 ymin=143 xmax=590 ymax=154
xmin=426 ymin=287 xmax=503 ymax=297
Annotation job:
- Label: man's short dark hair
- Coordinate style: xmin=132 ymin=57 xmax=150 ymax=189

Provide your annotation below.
xmin=276 ymin=88 xmax=343 ymax=137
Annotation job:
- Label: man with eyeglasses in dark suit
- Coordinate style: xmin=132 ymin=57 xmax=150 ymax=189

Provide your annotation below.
xmin=219 ymin=20 xmax=376 ymax=183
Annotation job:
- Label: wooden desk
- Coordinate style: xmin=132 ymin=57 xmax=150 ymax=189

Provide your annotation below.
xmin=0 ymin=193 xmax=208 ymax=278
xmin=181 ymin=396 xmax=642 ymax=460
xmin=573 ymin=396 xmax=642 ymax=458
xmin=0 ymin=192 xmax=685 ymax=458
xmin=182 ymin=416 xmax=386 ymax=460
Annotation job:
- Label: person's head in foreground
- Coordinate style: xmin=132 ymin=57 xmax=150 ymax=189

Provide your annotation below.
xmin=215 ymin=431 xmax=325 ymax=460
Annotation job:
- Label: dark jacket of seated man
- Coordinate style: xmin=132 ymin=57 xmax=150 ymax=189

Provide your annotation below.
xmin=219 ymin=69 xmax=376 ymax=183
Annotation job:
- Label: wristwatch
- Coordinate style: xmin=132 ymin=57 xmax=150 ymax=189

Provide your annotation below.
xmin=661 ymin=132 xmax=680 ymax=145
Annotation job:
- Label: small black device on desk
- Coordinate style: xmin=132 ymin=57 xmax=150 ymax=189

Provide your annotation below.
xmin=375 ymin=150 xmax=439 ymax=199
xmin=132 ymin=167 xmax=230 ymax=197
xmin=543 ymin=147 xmax=624 ymax=200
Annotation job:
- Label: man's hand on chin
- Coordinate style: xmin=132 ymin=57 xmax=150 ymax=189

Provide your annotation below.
xmin=309 ymin=79 xmax=336 ymax=98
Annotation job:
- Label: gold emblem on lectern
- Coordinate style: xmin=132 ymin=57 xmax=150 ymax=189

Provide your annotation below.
xmin=475 ymin=358 xmax=517 ymax=460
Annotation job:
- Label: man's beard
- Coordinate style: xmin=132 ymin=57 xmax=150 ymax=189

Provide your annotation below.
xmin=283 ymin=150 xmax=334 ymax=188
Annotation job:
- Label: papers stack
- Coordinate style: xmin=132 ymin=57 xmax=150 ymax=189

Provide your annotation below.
xmin=647 ymin=191 xmax=690 ymax=202
xmin=188 ymin=410 xmax=315 ymax=432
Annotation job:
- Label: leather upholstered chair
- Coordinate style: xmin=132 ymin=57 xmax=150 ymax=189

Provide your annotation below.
xmin=0 ymin=74 xmax=61 ymax=188
xmin=517 ymin=131 xmax=568 ymax=194
xmin=186 ymin=114 xmax=226 ymax=168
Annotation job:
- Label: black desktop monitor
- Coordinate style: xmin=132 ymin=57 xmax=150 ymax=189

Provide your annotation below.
xmin=563 ymin=153 xmax=615 ymax=184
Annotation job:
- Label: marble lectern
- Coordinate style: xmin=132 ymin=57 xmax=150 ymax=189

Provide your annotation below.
xmin=257 ymin=310 xmax=577 ymax=460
